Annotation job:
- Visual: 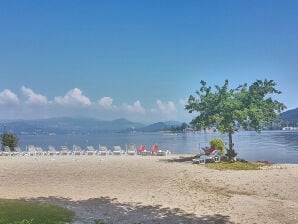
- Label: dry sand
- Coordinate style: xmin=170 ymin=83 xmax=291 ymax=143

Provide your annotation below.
xmin=0 ymin=155 xmax=297 ymax=224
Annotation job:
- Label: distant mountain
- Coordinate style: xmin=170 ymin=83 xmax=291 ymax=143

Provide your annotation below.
xmin=1 ymin=117 xmax=145 ymax=134
xmin=138 ymin=122 xmax=168 ymax=132
xmin=137 ymin=121 xmax=182 ymax=132
xmin=1 ymin=117 xmax=183 ymax=134
xmin=164 ymin=121 xmax=182 ymax=126
xmin=281 ymin=108 xmax=298 ymax=126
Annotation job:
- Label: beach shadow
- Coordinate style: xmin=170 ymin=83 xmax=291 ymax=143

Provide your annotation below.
xmin=26 ymin=196 xmax=233 ymax=224
xmin=161 ymin=156 xmax=196 ymax=163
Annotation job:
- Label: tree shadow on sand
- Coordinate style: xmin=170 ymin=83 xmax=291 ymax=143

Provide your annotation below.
xmin=161 ymin=156 xmax=196 ymax=163
xmin=27 ymin=196 xmax=234 ymax=224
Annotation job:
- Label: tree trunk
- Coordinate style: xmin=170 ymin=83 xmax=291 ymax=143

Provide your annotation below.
xmin=228 ymin=130 xmax=233 ymax=151
xmin=226 ymin=128 xmax=237 ymax=160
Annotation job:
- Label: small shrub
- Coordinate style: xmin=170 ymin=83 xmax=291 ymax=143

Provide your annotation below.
xmin=209 ymin=138 xmax=225 ymax=155
xmin=1 ymin=133 xmax=18 ymax=151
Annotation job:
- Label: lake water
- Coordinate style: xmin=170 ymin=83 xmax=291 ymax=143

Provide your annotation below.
xmin=17 ymin=131 xmax=298 ymax=164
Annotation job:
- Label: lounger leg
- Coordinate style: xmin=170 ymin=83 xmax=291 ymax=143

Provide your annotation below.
xmin=198 ymin=158 xmax=205 ymax=164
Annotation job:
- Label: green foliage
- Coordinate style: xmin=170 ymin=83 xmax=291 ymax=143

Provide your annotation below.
xmin=163 ymin=123 xmax=189 ymax=132
xmin=186 ymin=79 xmax=286 ymax=159
xmin=1 ymin=133 xmax=18 ymax=151
xmin=0 ymin=199 xmax=74 ymax=224
xmin=181 ymin=122 xmax=188 ymax=130
xmin=209 ymin=138 xmax=225 ymax=155
xmin=163 ymin=125 xmax=181 ymax=132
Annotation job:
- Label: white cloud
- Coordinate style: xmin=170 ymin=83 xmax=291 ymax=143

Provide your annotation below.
xmin=21 ymin=86 xmax=48 ymax=105
xmin=122 ymin=100 xmax=145 ymax=114
xmin=0 ymin=89 xmax=20 ymax=105
xmin=54 ymin=88 xmax=91 ymax=106
xmin=151 ymin=100 xmax=177 ymax=116
xmin=179 ymin=98 xmax=188 ymax=107
xmin=98 ymin=98 xmax=145 ymax=114
xmin=0 ymin=86 xmax=188 ymax=122
xmin=98 ymin=97 xmax=116 ymax=109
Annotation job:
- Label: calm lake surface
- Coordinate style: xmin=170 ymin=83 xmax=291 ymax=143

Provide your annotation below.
xmin=17 ymin=131 xmax=298 ymax=164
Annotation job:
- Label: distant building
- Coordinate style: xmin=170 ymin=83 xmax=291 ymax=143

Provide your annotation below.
xmin=282 ymin=126 xmax=298 ymax=131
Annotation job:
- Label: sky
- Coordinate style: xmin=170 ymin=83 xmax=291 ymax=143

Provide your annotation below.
xmin=0 ymin=0 xmax=297 ymax=123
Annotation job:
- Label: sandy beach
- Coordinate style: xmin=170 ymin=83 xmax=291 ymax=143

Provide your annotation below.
xmin=0 ymin=155 xmax=297 ymax=224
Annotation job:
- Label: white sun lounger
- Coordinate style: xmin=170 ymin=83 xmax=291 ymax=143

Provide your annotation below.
xmin=2 ymin=146 xmax=13 ymax=156
xmin=27 ymin=145 xmax=36 ymax=156
xmin=113 ymin=145 xmax=123 ymax=155
xmin=72 ymin=145 xmax=83 ymax=156
xmin=98 ymin=146 xmax=109 ymax=156
xmin=47 ymin=145 xmax=60 ymax=156
xmin=13 ymin=146 xmax=24 ymax=156
xmin=192 ymin=150 xmax=221 ymax=164
xmin=60 ymin=146 xmax=71 ymax=155
xmin=85 ymin=146 xmax=97 ymax=155
xmin=35 ymin=147 xmax=46 ymax=156
xmin=157 ymin=149 xmax=171 ymax=156
xmin=126 ymin=144 xmax=137 ymax=155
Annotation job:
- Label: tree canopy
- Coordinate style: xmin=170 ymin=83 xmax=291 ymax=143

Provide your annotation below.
xmin=186 ymin=79 xmax=286 ymax=159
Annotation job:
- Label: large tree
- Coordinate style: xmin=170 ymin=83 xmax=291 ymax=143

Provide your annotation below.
xmin=186 ymin=79 xmax=286 ymax=159
xmin=1 ymin=133 xmax=18 ymax=151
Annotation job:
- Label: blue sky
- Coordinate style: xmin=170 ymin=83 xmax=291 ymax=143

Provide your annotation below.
xmin=0 ymin=0 xmax=297 ymax=123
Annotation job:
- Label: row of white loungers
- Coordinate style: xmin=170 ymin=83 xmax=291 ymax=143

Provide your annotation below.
xmin=1 ymin=146 xmax=25 ymax=156
xmin=1 ymin=144 xmax=171 ymax=156
xmin=34 ymin=145 xmax=124 ymax=156
xmin=1 ymin=144 xmax=138 ymax=156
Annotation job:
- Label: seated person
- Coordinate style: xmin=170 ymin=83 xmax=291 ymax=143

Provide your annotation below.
xmin=202 ymin=145 xmax=216 ymax=155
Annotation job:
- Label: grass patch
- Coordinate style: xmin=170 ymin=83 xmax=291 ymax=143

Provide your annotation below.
xmin=205 ymin=161 xmax=267 ymax=170
xmin=0 ymin=199 xmax=74 ymax=224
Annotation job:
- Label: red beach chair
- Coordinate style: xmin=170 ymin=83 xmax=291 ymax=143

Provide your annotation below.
xmin=150 ymin=144 xmax=159 ymax=155
xmin=137 ymin=144 xmax=146 ymax=155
